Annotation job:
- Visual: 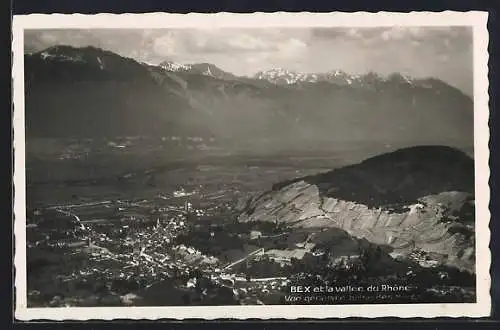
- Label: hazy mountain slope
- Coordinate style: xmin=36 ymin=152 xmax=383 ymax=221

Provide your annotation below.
xmin=24 ymin=46 xmax=473 ymax=150
xmin=162 ymin=71 xmax=473 ymax=148
xmin=24 ymin=46 xmax=212 ymax=138
xmin=162 ymin=61 xmax=473 ymax=148
xmin=238 ymin=146 xmax=476 ymax=272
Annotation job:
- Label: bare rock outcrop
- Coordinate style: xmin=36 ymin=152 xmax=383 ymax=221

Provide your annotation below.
xmin=238 ymin=146 xmax=475 ymax=272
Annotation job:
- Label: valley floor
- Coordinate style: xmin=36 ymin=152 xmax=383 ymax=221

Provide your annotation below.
xmin=23 ymin=138 xmax=476 ymax=306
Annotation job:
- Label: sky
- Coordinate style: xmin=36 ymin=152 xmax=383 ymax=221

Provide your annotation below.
xmin=24 ymin=27 xmax=473 ymax=96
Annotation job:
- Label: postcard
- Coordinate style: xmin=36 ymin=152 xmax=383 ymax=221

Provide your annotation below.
xmin=12 ymin=11 xmax=491 ymax=320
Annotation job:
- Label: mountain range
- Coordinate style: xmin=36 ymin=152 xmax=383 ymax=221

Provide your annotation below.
xmin=24 ymin=45 xmax=473 ymax=150
xmin=24 ymin=46 xmax=478 ymax=283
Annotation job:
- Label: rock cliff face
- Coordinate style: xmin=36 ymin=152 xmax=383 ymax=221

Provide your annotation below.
xmin=238 ymin=146 xmax=475 ymax=272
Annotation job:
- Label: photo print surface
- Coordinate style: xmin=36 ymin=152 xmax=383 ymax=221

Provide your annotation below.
xmin=12 ymin=11 xmax=491 ymax=320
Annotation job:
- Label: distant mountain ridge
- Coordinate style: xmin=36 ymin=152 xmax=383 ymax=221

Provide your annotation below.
xmin=30 ymin=45 xmax=468 ymax=94
xmin=24 ymin=45 xmax=473 ymax=150
xmin=253 ymin=68 xmax=457 ymax=92
xmin=157 ymin=59 xmax=452 ymax=93
xmin=159 ymin=60 xmax=237 ymax=80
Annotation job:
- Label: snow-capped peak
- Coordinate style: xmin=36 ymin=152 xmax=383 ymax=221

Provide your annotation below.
xmin=39 ymin=47 xmax=85 ymax=63
xmin=326 ymin=69 xmax=346 ymax=77
xmin=401 ymin=74 xmax=414 ymax=84
xmin=37 ymin=46 xmax=112 ymax=69
xmin=160 ymin=61 xmax=192 ymax=72
xmin=96 ymin=56 xmax=104 ymax=70
xmin=255 ymin=68 xmax=357 ymax=85
xmin=159 ymin=61 xmax=234 ymax=80
xmin=254 ymin=68 xmax=312 ymax=85
xmin=386 ymin=72 xmax=415 ymax=84
xmin=255 ymin=68 xmax=419 ymax=87
xmin=203 ymin=65 xmax=213 ymax=77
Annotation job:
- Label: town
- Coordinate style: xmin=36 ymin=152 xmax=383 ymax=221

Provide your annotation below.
xmin=26 ymin=182 xmax=476 ymax=307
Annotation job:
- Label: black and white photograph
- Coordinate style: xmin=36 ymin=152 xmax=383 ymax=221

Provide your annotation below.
xmin=12 ymin=12 xmax=491 ymax=320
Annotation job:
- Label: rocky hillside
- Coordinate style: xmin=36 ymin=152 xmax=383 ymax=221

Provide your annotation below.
xmin=238 ymin=146 xmax=476 ymax=272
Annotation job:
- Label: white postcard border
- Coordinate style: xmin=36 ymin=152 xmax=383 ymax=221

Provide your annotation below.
xmin=12 ymin=11 xmax=491 ymax=320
